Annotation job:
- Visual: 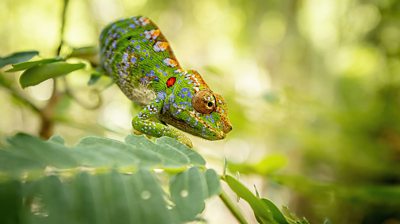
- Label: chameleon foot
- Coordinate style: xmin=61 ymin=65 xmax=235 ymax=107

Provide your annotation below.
xmin=132 ymin=129 xmax=143 ymax=135
xmin=176 ymin=133 xmax=193 ymax=148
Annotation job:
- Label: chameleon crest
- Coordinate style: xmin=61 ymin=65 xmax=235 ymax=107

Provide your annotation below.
xmin=99 ymin=16 xmax=232 ymax=147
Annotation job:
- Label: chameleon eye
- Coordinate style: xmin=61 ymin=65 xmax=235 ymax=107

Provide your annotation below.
xmin=192 ymin=90 xmax=216 ymax=114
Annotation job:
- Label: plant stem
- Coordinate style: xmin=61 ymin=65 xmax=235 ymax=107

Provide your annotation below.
xmin=57 ymin=0 xmax=70 ymax=56
xmin=39 ymin=0 xmax=70 ymax=138
xmin=0 ymin=76 xmax=41 ymax=115
xmin=219 ymin=189 xmax=248 ymax=224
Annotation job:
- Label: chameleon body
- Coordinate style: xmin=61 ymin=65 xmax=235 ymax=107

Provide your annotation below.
xmin=99 ymin=16 xmax=232 ymax=147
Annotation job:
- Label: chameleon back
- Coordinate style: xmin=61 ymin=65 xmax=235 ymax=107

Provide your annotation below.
xmin=99 ymin=16 xmax=181 ymax=106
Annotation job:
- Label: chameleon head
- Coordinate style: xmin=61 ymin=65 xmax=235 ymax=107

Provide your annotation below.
xmin=163 ymin=70 xmax=232 ymax=140
xmin=190 ymin=89 xmax=232 ymax=140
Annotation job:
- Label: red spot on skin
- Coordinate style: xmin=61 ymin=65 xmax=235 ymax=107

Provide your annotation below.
xmin=166 ymin=77 xmax=176 ymax=88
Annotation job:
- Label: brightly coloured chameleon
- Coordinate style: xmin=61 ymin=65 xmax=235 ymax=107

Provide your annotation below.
xmin=99 ymin=16 xmax=232 ymax=147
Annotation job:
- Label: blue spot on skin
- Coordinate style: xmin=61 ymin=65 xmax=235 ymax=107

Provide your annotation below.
xmin=135 ymin=45 xmax=141 ymax=50
xmin=146 ymin=71 xmax=153 ymax=76
xmin=144 ymin=70 xmax=159 ymax=82
xmin=131 ymin=57 xmax=137 ymax=64
xmin=129 ymin=24 xmax=136 ymax=29
xmin=140 ymin=77 xmax=147 ymax=85
xmin=178 ymin=101 xmax=190 ymax=109
xmin=177 ymin=110 xmax=182 ymax=115
xmin=162 ymin=103 xmax=170 ymax=112
xmin=157 ymin=91 xmax=167 ymax=100
xmin=206 ymin=115 xmax=215 ymax=123
xmin=122 ymin=53 xmax=128 ymax=62
xmin=179 ymin=88 xmax=191 ymax=98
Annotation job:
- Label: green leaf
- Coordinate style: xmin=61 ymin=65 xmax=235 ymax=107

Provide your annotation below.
xmin=0 ymin=50 xmax=39 ymax=68
xmin=225 ymin=175 xmax=275 ymax=223
xmin=205 ymin=169 xmax=221 ymax=197
xmin=261 ymin=199 xmax=289 ymax=224
xmin=281 ymin=207 xmax=310 ymax=224
xmin=170 ymin=167 xmax=220 ymax=222
xmin=48 ymin=135 xmax=65 ymax=145
xmin=0 ymin=133 xmax=220 ymax=223
xmin=155 ymin=137 xmax=206 ymax=166
xmin=7 ymin=57 xmax=63 ymax=72
xmin=224 ymin=175 xmax=309 ymax=224
xmin=87 ymin=72 xmax=102 ymax=85
xmin=19 ymin=62 xmax=85 ymax=88
xmin=228 ymin=154 xmax=287 ymax=175
xmin=0 ymin=180 xmax=22 ymax=224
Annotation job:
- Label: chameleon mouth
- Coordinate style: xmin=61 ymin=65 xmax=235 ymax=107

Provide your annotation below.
xmin=222 ymin=121 xmax=232 ymax=134
xmin=188 ymin=111 xmax=226 ymax=140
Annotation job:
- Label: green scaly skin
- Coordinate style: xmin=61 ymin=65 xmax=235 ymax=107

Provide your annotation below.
xmin=99 ymin=16 xmax=232 ymax=147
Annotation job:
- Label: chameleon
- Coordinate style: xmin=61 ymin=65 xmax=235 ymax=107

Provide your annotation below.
xmin=99 ymin=16 xmax=232 ymax=147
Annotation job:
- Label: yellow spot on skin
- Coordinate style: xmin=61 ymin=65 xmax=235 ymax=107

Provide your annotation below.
xmin=164 ymin=58 xmax=178 ymax=67
xmin=139 ymin=17 xmax=150 ymax=26
xmin=152 ymin=29 xmax=160 ymax=39
xmin=145 ymin=29 xmax=161 ymax=40
xmin=154 ymin=41 xmax=169 ymax=52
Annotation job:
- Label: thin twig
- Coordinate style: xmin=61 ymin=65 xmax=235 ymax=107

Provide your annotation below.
xmin=0 ymin=77 xmax=41 ymax=115
xmin=39 ymin=0 xmax=70 ymax=138
xmin=57 ymin=0 xmax=70 ymax=56
xmin=219 ymin=189 xmax=248 ymax=224
xmin=62 ymin=77 xmax=102 ymax=110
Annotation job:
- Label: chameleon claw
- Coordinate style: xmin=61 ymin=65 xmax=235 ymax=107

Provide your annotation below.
xmin=177 ymin=134 xmax=193 ymax=148
xmin=132 ymin=129 xmax=143 ymax=135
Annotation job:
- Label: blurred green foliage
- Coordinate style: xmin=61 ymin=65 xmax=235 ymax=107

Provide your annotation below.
xmin=0 ymin=134 xmax=220 ymax=223
xmin=1 ymin=0 xmax=400 ymax=223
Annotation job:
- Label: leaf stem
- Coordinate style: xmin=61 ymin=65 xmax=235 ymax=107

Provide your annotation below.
xmin=219 ymin=189 xmax=248 ymax=224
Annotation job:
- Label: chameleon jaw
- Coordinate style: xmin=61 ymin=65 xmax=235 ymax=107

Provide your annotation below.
xmin=188 ymin=111 xmax=226 ymax=140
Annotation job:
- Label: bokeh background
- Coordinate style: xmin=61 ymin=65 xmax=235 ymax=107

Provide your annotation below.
xmin=1 ymin=0 xmax=400 ymax=223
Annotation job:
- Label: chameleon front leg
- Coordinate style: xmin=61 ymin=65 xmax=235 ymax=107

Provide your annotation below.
xmin=131 ymin=101 xmax=193 ymax=148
